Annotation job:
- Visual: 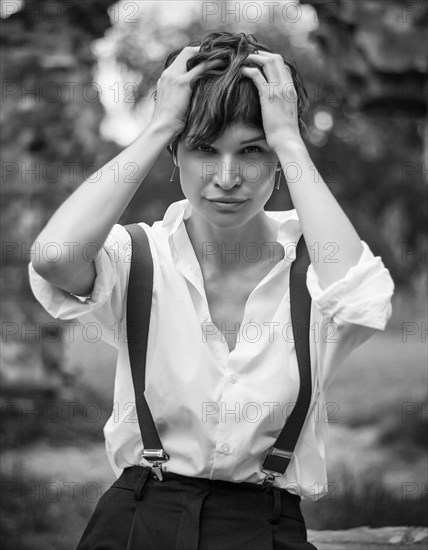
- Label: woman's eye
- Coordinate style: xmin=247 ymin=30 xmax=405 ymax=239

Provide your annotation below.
xmin=193 ymin=145 xmax=264 ymax=153
xmin=243 ymin=146 xmax=264 ymax=153
xmin=195 ymin=145 xmax=213 ymax=152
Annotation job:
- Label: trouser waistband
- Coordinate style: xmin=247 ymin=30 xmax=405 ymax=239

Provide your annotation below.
xmin=112 ymin=466 xmax=302 ymax=525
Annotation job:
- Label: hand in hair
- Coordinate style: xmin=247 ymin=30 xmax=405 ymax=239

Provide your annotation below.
xmin=151 ymin=46 xmax=227 ymax=140
xmin=241 ymin=51 xmax=303 ymax=150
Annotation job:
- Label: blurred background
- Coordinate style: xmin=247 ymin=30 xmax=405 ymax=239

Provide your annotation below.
xmin=1 ymin=0 xmax=427 ymax=548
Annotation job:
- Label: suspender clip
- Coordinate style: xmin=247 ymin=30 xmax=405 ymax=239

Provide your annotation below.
xmin=151 ymin=464 xmax=164 ymax=481
xmin=260 ymin=447 xmax=294 ymax=489
xmin=260 ymin=471 xmax=280 ymax=490
xmin=139 ymin=449 xmax=170 ymax=481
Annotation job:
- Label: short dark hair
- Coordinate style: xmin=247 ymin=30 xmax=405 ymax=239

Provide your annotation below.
xmin=153 ymin=31 xmax=309 ymax=159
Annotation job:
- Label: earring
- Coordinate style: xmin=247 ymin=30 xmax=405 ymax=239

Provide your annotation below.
xmin=170 ymin=155 xmax=178 ymax=183
xmin=275 ymin=168 xmax=282 ymax=190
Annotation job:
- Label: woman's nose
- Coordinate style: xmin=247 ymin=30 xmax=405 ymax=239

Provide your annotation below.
xmin=215 ymin=160 xmax=242 ymax=189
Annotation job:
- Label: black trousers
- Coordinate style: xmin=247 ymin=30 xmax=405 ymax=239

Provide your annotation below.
xmin=75 ymin=466 xmax=318 ymax=550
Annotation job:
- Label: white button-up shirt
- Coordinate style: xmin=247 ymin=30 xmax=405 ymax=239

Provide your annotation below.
xmin=28 ymin=199 xmax=394 ymax=500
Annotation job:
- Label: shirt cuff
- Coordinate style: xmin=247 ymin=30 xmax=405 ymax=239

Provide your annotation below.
xmin=306 ymin=241 xmax=394 ymax=331
xmin=28 ymin=244 xmax=117 ymax=321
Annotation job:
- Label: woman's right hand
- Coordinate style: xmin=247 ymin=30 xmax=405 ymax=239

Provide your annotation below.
xmin=150 ymin=46 xmax=225 ymax=140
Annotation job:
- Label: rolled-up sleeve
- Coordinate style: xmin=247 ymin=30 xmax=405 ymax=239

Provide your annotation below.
xmin=28 ymin=224 xmax=131 ymax=349
xmin=307 ymin=240 xmax=395 ymax=390
xmin=306 ymin=241 xmax=394 ymax=330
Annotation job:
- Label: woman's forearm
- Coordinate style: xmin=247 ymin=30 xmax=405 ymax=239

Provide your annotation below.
xmin=274 ymin=137 xmax=363 ymax=290
xmin=31 ymin=119 xmax=174 ymax=280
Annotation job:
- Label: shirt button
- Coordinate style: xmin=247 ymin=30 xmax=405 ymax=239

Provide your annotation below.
xmin=229 ymin=373 xmax=238 ymax=384
xmin=220 ymin=443 xmax=231 ymax=455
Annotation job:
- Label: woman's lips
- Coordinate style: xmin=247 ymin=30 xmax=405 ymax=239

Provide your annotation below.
xmin=207 ymin=199 xmax=247 ymax=210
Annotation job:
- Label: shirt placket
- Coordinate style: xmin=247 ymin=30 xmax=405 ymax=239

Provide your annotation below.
xmin=169 ymin=215 xmax=299 ymax=478
xmin=210 ymin=258 xmax=294 ymax=476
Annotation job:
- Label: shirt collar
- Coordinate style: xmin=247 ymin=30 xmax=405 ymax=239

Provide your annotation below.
xmin=160 ymin=199 xmax=302 ymax=297
xmin=161 ymin=198 xmax=301 ymax=252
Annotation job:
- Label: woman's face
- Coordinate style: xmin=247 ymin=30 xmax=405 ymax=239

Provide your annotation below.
xmin=176 ymin=122 xmax=280 ymax=229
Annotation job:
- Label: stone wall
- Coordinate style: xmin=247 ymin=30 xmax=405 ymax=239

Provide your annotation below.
xmin=309 ymin=526 xmax=427 ymax=549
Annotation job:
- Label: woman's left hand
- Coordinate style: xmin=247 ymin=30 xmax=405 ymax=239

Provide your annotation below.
xmin=241 ymin=52 xmax=303 ymax=151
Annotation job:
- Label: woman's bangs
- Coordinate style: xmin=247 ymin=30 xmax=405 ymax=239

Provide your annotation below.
xmin=183 ymin=77 xmax=263 ymax=148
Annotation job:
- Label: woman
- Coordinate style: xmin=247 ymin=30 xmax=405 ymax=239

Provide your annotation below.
xmin=29 ymin=32 xmax=394 ymax=550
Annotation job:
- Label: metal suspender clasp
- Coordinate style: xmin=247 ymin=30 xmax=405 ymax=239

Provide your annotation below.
xmin=260 ymin=448 xmax=294 ymax=489
xmin=260 ymin=471 xmax=281 ymax=490
xmin=139 ymin=449 xmax=170 ymax=481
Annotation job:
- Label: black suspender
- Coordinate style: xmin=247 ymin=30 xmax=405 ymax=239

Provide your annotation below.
xmin=124 ymin=223 xmax=169 ymax=481
xmin=124 ymin=223 xmax=312 ymax=486
xmin=260 ymin=236 xmax=312 ymax=487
